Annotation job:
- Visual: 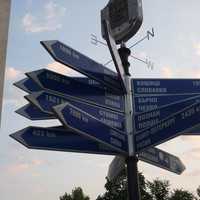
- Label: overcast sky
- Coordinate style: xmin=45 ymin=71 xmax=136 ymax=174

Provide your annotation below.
xmin=1 ymin=1 xmax=200 ymax=200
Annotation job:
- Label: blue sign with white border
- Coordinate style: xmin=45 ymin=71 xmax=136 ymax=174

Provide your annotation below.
xmin=108 ymin=146 xmax=185 ymax=177
xmin=139 ymin=147 xmax=185 ymax=174
xmin=14 ymin=76 xmax=105 ymax=93
xmin=134 ymin=95 xmax=200 ymax=132
xmin=10 ymin=126 xmax=120 ymax=155
xmin=53 ymin=102 xmax=128 ymax=154
xmin=132 ymin=78 xmax=200 ymax=95
xmin=134 ymin=94 xmax=199 ymax=113
xmin=26 ymin=91 xmax=125 ymax=132
xmin=16 ymin=104 xmax=54 ymax=120
xmin=14 ymin=78 xmax=41 ymax=93
xmin=41 ymin=40 xmax=123 ymax=92
xmin=27 ymin=69 xmax=125 ymax=112
xmin=135 ymin=101 xmax=200 ymax=153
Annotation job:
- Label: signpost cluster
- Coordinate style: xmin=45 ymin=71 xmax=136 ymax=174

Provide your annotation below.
xmin=11 ymin=1 xmax=200 ymax=200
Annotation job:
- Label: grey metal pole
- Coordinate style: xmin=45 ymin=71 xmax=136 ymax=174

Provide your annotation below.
xmin=120 ymin=44 xmax=141 ymax=200
xmin=102 ymin=18 xmax=141 ymax=199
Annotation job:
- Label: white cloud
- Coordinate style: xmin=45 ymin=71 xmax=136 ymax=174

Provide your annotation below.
xmin=161 ymin=66 xmax=174 ymax=78
xmin=161 ymin=65 xmax=200 ymax=78
xmin=5 ymin=67 xmax=22 ymax=80
xmin=185 ymin=169 xmax=200 ymax=177
xmin=8 ymin=163 xmax=29 ymax=174
xmin=7 ymin=159 xmax=45 ymax=174
xmin=180 ymin=136 xmax=200 ymax=147
xmin=31 ymin=159 xmax=45 ymax=166
xmin=22 ymin=1 xmax=66 ymax=33
xmin=194 ymin=43 xmax=200 ymax=56
xmin=47 ymin=62 xmax=82 ymax=76
xmin=45 ymin=1 xmax=66 ymax=20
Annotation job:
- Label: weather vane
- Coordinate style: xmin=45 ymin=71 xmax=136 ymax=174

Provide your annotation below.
xmin=91 ymin=27 xmax=155 ymax=70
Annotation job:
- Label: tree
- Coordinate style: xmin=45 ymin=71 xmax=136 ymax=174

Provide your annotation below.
xmin=96 ymin=169 xmax=152 ymax=200
xmin=139 ymin=172 xmax=153 ymax=200
xmin=147 ymin=179 xmax=170 ymax=200
xmin=60 ymin=187 xmax=90 ymax=200
xmin=197 ymin=186 xmax=200 ymax=199
xmin=59 ymin=172 xmax=199 ymax=200
xmin=96 ymin=168 xmax=128 ymax=200
xmin=170 ymin=189 xmax=196 ymax=200
xmin=60 ymin=193 xmax=72 ymax=200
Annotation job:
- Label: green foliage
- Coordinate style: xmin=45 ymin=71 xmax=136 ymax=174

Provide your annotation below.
xmin=95 ymin=170 xmax=199 ymax=200
xmin=96 ymin=169 xmax=152 ymax=200
xmin=170 ymin=189 xmax=196 ymax=200
xmin=197 ymin=186 xmax=200 ymax=199
xmin=96 ymin=168 xmax=128 ymax=200
xmin=60 ymin=193 xmax=72 ymax=200
xmin=138 ymin=172 xmax=152 ymax=200
xmin=147 ymin=179 xmax=170 ymax=200
xmin=59 ymin=173 xmax=200 ymax=200
xmin=59 ymin=187 xmax=90 ymax=200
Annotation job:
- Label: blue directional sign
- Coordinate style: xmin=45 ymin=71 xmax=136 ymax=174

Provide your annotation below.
xmin=26 ymin=69 xmax=125 ymax=112
xmin=53 ymin=102 xmax=128 ymax=154
xmin=41 ymin=40 xmax=123 ymax=92
xmin=16 ymin=104 xmax=54 ymax=120
xmin=14 ymin=76 xmax=104 ymax=93
xmin=10 ymin=126 xmax=120 ymax=155
xmin=135 ymin=101 xmax=200 ymax=153
xmin=139 ymin=147 xmax=185 ymax=174
xmin=108 ymin=146 xmax=185 ymax=178
xmin=25 ymin=91 xmax=125 ymax=132
xmin=132 ymin=78 xmax=200 ymax=95
xmin=134 ymin=95 xmax=200 ymax=132
xmin=134 ymin=94 xmax=199 ymax=113
xmin=14 ymin=77 xmax=41 ymax=93
xmin=73 ymin=77 xmax=102 ymax=89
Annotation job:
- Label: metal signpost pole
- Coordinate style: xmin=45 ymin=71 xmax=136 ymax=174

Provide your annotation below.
xmin=101 ymin=1 xmax=143 ymax=199
xmin=119 ymin=44 xmax=141 ymax=200
xmin=11 ymin=2 xmax=195 ymax=200
xmin=126 ymin=156 xmax=140 ymax=200
xmin=11 ymin=2 xmax=192 ymax=200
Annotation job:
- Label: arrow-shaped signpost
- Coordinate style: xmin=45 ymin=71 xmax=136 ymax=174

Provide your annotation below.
xmin=41 ymin=40 xmax=125 ymax=92
xmin=132 ymin=78 xmax=200 ymax=95
xmin=26 ymin=69 xmax=125 ymax=113
xmin=14 ymin=76 xmax=103 ymax=94
xmin=11 ymin=1 xmax=199 ymax=200
xmin=14 ymin=77 xmax=41 ymax=93
xmin=134 ymin=95 xmax=200 ymax=132
xmin=24 ymin=89 xmax=200 ymax=135
xmin=108 ymin=147 xmax=185 ymax=181
xmin=134 ymin=93 xmax=200 ymax=113
xmin=53 ymin=102 xmax=128 ymax=155
xmin=25 ymin=91 xmax=125 ymax=132
xmin=132 ymin=78 xmax=200 ymax=113
xmin=16 ymin=103 xmax=54 ymax=121
xmin=10 ymin=126 xmax=120 ymax=155
xmin=135 ymin=101 xmax=200 ymax=153
xmin=139 ymin=147 xmax=185 ymax=175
